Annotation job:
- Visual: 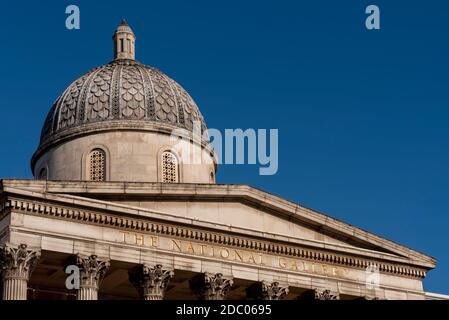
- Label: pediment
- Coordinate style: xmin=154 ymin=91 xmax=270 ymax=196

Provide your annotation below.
xmin=0 ymin=180 xmax=436 ymax=271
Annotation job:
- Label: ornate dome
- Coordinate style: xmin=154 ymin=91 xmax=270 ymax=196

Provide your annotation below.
xmin=32 ymin=21 xmax=210 ymax=170
xmin=38 ymin=59 xmax=207 ymax=146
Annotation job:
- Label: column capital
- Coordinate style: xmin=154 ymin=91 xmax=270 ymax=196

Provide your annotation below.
xmin=246 ymin=281 xmax=289 ymax=300
xmin=299 ymin=288 xmax=340 ymax=300
xmin=0 ymin=243 xmax=41 ymax=300
xmin=0 ymin=243 xmax=41 ymax=281
xmin=129 ymin=264 xmax=174 ymax=300
xmin=315 ymin=289 xmax=339 ymax=300
xmin=69 ymin=254 xmax=110 ymax=300
xmin=190 ymin=272 xmax=234 ymax=300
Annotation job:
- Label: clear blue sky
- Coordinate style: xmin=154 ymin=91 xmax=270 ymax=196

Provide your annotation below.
xmin=0 ymin=0 xmax=448 ymax=294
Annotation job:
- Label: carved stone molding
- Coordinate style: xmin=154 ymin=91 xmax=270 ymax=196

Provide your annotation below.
xmin=129 ymin=264 xmax=174 ymax=300
xmin=69 ymin=254 xmax=110 ymax=300
xmin=5 ymin=197 xmax=428 ymax=280
xmin=246 ymin=281 xmax=289 ymax=300
xmin=316 ymin=289 xmax=339 ymax=300
xmin=190 ymin=272 xmax=234 ymax=300
xmin=35 ymin=59 xmax=208 ymax=154
xmin=298 ymin=289 xmax=340 ymax=300
xmin=0 ymin=243 xmax=41 ymax=300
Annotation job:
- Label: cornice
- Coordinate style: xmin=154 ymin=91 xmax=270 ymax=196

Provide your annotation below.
xmin=0 ymin=180 xmax=436 ymax=268
xmin=1 ymin=195 xmax=428 ymax=279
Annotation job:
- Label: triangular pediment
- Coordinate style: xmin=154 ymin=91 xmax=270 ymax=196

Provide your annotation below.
xmin=0 ymin=180 xmax=436 ymax=271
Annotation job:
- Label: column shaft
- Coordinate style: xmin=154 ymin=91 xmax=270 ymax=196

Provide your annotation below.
xmin=3 ymin=278 xmax=28 ymax=300
xmin=77 ymin=286 xmax=98 ymax=300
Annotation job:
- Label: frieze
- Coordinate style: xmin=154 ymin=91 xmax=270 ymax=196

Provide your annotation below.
xmin=119 ymin=231 xmax=352 ymax=279
xmin=2 ymin=197 xmax=427 ymax=279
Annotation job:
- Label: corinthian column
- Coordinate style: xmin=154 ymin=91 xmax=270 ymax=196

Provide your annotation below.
xmin=190 ymin=272 xmax=234 ymax=300
xmin=298 ymin=289 xmax=340 ymax=300
xmin=129 ymin=264 xmax=174 ymax=300
xmin=246 ymin=281 xmax=289 ymax=300
xmin=0 ymin=244 xmax=41 ymax=300
xmin=70 ymin=254 xmax=110 ymax=300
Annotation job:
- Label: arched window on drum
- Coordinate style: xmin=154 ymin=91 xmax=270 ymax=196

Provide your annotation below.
xmin=161 ymin=151 xmax=179 ymax=183
xmin=88 ymin=149 xmax=106 ymax=182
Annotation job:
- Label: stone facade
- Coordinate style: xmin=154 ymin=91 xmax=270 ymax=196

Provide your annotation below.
xmin=0 ymin=180 xmax=439 ymax=300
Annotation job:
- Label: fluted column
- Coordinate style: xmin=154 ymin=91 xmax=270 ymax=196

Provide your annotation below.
xmin=246 ymin=281 xmax=289 ymax=300
xmin=129 ymin=264 xmax=174 ymax=300
xmin=298 ymin=289 xmax=340 ymax=300
xmin=0 ymin=244 xmax=41 ymax=300
xmin=70 ymin=254 xmax=110 ymax=300
xmin=190 ymin=272 xmax=234 ymax=300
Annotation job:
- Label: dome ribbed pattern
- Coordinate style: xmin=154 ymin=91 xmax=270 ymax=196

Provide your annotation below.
xmin=39 ymin=59 xmax=206 ymax=146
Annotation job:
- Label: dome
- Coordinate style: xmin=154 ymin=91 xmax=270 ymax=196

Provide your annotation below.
xmin=31 ymin=21 xmax=216 ymax=184
xmin=36 ymin=59 xmax=207 ymax=151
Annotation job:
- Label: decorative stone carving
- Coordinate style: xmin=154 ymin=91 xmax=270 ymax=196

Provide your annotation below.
xmin=4 ymin=197 xmax=431 ymax=280
xmin=128 ymin=264 xmax=174 ymax=300
xmin=59 ymin=74 xmax=90 ymax=129
xmin=190 ymin=272 xmax=234 ymax=300
xmin=121 ymin=66 xmax=145 ymax=119
xmin=171 ymin=80 xmax=205 ymax=132
xmin=246 ymin=281 xmax=289 ymax=300
xmin=38 ymin=61 xmax=207 ymax=146
xmin=69 ymin=254 xmax=110 ymax=300
xmin=85 ymin=66 xmax=113 ymax=122
xmin=0 ymin=243 xmax=41 ymax=300
xmin=316 ymin=289 xmax=339 ymax=300
xmin=298 ymin=289 xmax=340 ymax=300
xmin=149 ymin=67 xmax=178 ymax=125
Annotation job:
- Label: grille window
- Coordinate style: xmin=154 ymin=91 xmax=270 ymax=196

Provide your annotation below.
xmin=161 ymin=151 xmax=178 ymax=183
xmin=89 ymin=149 xmax=106 ymax=181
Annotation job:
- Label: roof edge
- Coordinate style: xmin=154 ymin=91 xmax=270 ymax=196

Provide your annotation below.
xmin=0 ymin=179 xmax=437 ymax=269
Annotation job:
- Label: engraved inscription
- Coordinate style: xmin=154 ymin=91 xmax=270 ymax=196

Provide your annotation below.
xmin=117 ymin=231 xmax=351 ymax=279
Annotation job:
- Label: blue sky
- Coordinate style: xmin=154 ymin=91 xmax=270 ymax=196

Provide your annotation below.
xmin=0 ymin=0 xmax=448 ymax=294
